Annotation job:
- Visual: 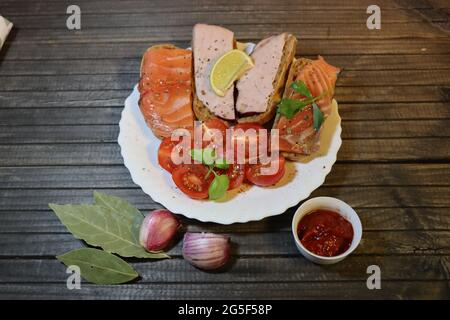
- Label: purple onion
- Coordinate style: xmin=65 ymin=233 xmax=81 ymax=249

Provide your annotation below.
xmin=139 ymin=209 xmax=180 ymax=251
xmin=182 ymin=232 xmax=231 ymax=270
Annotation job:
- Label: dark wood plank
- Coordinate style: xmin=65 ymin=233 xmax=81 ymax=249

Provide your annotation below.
xmin=0 ymin=230 xmax=448 ymax=256
xmin=0 ymin=91 xmax=129 ymax=108
xmin=3 ymin=40 xmax=450 ymax=62
xmin=0 ymin=0 xmax=434 ymax=16
xmin=9 ymin=10 xmax=431 ymax=30
xmin=1 ymin=187 xmax=450 ymax=211
xmin=1 ymin=164 xmax=449 ymax=189
xmin=1 ymin=207 xmax=448 ymax=233
xmin=2 ymin=70 xmax=450 ymax=91
xmin=0 ymin=137 xmax=449 ymax=165
xmin=1 ymin=103 xmax=449 ymax=124
xmin=1 ymin=119 xmax=449 ymax=143
xmin=0 ymin=256 xmax=448 ymax=283
xmin=3 ymin=55 xmax=450 ymax=76
xmin=10 ymin=23 xmax=448 ymax=44
xmin=0 ymin=281 xmax=448 ymax=299
xmin=6 ymin=71 xmax=450 ymax=91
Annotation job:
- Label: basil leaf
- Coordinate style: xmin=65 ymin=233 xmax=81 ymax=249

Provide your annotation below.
xmin=313 ymin=103 xmax=324 ymax=130
xmin=202 ymin=148 xmax=216 ymax=166
xmin=214 ymin=158 xmax=229 ymax=170
xmin=190 ymin=148 xmax=204 ymax=163
xmin=208 ymin=175 xmax=229 ymax=200
xmin=291 ymin=80 xmax=312 ymax=98
xmin=49 ymin=203 xmax=168 ymax=259
xmin=57 ymin=248 xmax=138 ymax=285
xmin=190 ymin=148 xmax=216 ymax=165
xmin=278 ymin=98 xmax=310 ymax=119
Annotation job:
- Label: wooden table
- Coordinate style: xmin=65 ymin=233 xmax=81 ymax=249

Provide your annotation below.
xmin=0 ymin=0 xmax=449 ymax=299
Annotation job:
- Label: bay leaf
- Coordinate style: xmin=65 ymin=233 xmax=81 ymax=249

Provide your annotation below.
xmin=93 ymin=191 xmax=143 ymax=222
xmin=57 ymin=248 xmax=138 ymax=284
xmin=49 ymin=203 xmax=168 ymax=259
xmin=93 ymin=191 xmax=143 ymax=244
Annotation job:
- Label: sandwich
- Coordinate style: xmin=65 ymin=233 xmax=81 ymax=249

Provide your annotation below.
xmin=236 ymin=33 xmax=297 ymax=124
xmin=192 ymin=23 xmax=236 ymax=121
xmin=272 ymin=56 xmax=340 ymax=160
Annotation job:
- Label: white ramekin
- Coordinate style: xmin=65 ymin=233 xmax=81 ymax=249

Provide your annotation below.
xmin=291 ymin=197 xmax=362 ymax=265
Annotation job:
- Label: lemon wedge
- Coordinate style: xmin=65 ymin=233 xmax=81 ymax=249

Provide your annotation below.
xmin=210 ymin=49 xmax=254 ymax=97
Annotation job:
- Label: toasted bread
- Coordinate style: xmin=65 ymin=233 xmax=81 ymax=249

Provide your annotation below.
xmin=237 ymin=34 xmax=297 ymax=124
xmin=192 ymin=24 xmax=236 ymax=123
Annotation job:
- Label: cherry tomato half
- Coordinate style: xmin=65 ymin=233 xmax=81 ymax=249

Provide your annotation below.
xmin=158 ymin=137 xmax=182 ymax=173
xmin=202 ymin=118 xmax=229 ymax=149
xmin=171 ymin=164 xmax=213 ymax=199
xmin=226 ymin=164 xmax=246 ymax=190
xmin=245 ymin=156 xmax=286 ymax=187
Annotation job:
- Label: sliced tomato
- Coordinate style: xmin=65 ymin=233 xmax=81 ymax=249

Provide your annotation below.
xmin=171 ymin=164 xmax=213 ymax=199
xmin=226 ymin=164 xmax=246 ymax=190
xmin=158 ymin=136 xmax=193 ymax=173
xmin=201 ymin=118 xmax=229 ymax=150
xmin=245 ymin=156 xmax=286 ymax=187
xmin=158 ymin=137 xmax=180 ymax=173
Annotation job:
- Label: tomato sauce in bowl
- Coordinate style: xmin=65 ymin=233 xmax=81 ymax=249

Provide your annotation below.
xmin=297 ymin=209 xmax=354 ymax=257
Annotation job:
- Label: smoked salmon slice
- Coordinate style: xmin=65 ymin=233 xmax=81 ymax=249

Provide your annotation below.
xmin=274 ymin=56 xmax=340 ymax=157
xmin=138 ymin=45 xmax=194 ymax=139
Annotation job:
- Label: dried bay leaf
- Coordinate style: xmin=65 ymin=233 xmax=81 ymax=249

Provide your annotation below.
xmin=57 ymin=248 xmax=138 ymax=284
xmin=93 ymin=191 xmax=143 ymax=223
xmin=93 ymin=191 xmax=143 ymax=244
xmin=49 ymin=203 xmax=168 ymax=259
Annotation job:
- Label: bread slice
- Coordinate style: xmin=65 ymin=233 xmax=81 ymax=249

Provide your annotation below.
xmin=192 ymin=24 xmax=236 ymax=122
xmin=237 ymin=34 xmax=297 ymax=124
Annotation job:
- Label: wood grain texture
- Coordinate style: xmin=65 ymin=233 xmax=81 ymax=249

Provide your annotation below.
xmin=0 ymin=230 xmax=449 ymax=257
xmin=3 ymin=55 xmax=450 ymax=76
xmin=3 ymin=40 xmax=450 ymax=61
xmin=0 ymin=0 xmax=449 ymax=300
xmin=0 ymin=0 xmax=439 ymax=16
xmin=1 ymin=120 xmax=449 ymax=143
xmin=1 ymin=187 xmax=450 ymax=211
xmin=1 ymin=207 xmax=448 ymax=234
xmin=2 ymin=70 xmax=450 ymax=92
xmin=0 ymin=281 xmax=448 ymax=299
xmin=1 ymin=256 xmax=448 ymax=283
xmin=0 ymin=138 xmax=449 ymax=165
xmin=1 ymin=164 xmax=449 ymax=189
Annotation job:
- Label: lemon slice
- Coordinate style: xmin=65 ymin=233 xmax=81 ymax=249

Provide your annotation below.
xmin=210 ymin=49 xmax=254 ymax=97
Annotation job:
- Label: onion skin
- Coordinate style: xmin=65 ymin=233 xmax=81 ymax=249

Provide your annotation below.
xmin=139 ymin=209 xmax=180 ymax=252
xmin=182 ymin=232 xmax=231 ymax=270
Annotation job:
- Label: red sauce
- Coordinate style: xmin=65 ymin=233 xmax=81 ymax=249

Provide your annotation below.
xmin=297 ymin=209 xmax=354 ymax=257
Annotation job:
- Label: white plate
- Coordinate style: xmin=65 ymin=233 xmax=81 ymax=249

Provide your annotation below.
xmin=118 ymin=83 xmax=342 ymax=224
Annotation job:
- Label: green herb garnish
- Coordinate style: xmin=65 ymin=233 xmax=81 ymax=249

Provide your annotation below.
xmin=313 ymin=103 xmax=324 ymax=130
xmin=208 ymin=174 xmax=229 ymax=200
xmin=277 ymin=80 xmax=329 ymax=122
xmin=278 ymin=98 xmax=313 ymax=119
xmin=190 ymin=148 xmax=216 ymax=165
xmin=214 ymin=158 xmax=229 ymax=170
xmin=291 ymin=80 xmax=312 ymax=98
